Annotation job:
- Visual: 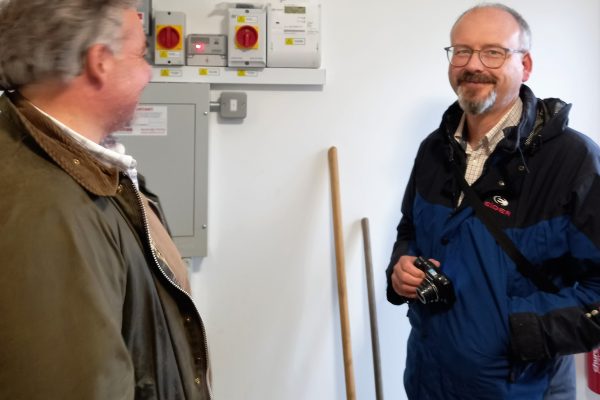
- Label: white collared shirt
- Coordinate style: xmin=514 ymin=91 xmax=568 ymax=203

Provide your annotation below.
xmin=32 ymin=105 xmax=139 ymax=188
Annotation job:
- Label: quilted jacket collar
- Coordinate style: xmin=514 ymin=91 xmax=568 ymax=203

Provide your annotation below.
xmin=1 ymin=91 xmax=120 ymax=196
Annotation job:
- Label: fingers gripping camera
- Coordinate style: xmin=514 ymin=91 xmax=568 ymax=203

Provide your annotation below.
xmin=414 ymin=257 xmax=456 ymax=305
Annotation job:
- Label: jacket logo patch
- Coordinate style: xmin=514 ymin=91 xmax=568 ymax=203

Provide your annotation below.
xmin=493 ymin=195 xmax=509 ymax=207
xmin=484 ymin=200 xmax=511 ymax=216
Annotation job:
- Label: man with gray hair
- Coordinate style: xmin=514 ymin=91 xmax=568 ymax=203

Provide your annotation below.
xmin=387 ymin=3 xmax=600 ymax=399
xmin=0 ymin=1 xmax=211 ymax=399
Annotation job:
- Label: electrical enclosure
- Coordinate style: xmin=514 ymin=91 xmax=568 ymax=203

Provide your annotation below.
xmin=115 ymin=83 xmax=209 ymax=257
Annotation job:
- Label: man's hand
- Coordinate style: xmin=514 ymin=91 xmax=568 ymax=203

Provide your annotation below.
xmin=391 ymin=255 xmax=440 ymax=299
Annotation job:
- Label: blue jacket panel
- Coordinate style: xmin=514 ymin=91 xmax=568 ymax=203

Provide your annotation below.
xmin=386 ymin=85 xmax=600 ymax=399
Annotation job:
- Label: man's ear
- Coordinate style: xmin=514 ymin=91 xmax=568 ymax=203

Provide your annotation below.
xmin=521 ymin=52 xmax=533 ymax=82
xmin=82 ymin=44 xmax=113 ymax=86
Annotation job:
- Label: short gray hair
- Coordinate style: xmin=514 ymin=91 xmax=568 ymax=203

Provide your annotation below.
xmin=0 ymin=0 xmax=139 ymax=90
xmin=451 ymin=3 xmax=532 ymax=51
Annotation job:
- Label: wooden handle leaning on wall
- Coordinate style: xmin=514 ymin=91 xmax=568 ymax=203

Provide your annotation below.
xmin=327 ymin=146 xmax=356 ymax=400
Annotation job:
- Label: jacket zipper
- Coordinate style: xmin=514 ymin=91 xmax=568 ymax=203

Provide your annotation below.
xmin=126 ymin=175 xmax=212 ymax=399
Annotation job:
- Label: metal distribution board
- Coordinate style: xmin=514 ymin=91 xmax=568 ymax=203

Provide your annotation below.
xmin=115 ymin=83 xmax=209 ymax=257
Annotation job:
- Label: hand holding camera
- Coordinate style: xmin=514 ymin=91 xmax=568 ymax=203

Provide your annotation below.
xmin=413 ymin=256 xmax=455 ymax=305
xmin=391 ymin=256 xmax=455 ymax=306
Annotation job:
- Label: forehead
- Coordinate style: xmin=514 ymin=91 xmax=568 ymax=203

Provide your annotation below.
xmin=121 ymin=8 xmax=146 ymax=45
xmin=451 ymin=8 xmax=521 ymax=47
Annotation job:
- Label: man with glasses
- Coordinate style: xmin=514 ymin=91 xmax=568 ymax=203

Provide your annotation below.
xmin=387 ymin=4 xmax=600 ymax=399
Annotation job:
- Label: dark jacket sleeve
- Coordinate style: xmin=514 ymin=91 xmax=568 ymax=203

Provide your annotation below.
xmin=386 ymin=157 xmax=419 ymax=306
xmin=509 ymin=153 xmax=600 ymax=361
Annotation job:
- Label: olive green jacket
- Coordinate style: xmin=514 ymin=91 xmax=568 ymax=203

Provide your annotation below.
xmin=0 ymin=92 xmax=211 ymax=400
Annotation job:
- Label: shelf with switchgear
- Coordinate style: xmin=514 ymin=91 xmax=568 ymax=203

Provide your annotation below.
xmin=150 ymin=66 xmax=326 ymax=86
xmin=145 ymin=3 xmax=324 ymax=86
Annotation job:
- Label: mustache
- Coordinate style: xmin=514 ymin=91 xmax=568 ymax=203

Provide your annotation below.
xmin=457 ymin=71 xmax=497 ymax=85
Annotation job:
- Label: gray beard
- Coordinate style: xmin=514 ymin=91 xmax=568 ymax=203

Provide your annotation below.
xmin=457 ymin=87 xmax=497 ymax=115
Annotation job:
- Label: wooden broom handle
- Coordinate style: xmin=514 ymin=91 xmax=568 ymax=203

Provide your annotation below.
xmin=328 ymin=146 xmax=356 ymax=400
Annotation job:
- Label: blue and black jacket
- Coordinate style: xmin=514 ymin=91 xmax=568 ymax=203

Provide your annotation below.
xmin=386 ymin=85 xmax=600 ymax=399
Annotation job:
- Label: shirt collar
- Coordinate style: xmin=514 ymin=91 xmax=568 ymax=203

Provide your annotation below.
xmin=32 ymin=104 xmax=139 ymax=188
xmin=454 ymin=97 xmax=523 ymax=152
xmin=32 ymin=105 xmax=137 ymax=170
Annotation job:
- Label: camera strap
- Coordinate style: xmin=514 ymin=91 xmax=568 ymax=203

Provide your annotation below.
xmin=453 ymin=166 xmax=560 ymax=294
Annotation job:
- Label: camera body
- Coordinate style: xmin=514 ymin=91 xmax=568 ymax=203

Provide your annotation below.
xmin=414 ymin=256 xmax=455 ymax=305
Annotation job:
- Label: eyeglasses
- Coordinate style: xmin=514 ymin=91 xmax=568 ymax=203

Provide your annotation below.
xmin=444 ymin=46 xmax=527 ymax=69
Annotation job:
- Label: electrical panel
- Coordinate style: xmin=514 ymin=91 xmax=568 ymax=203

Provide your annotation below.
xmin=154 ymin=11 xmax=186 ymax=65
xmin=227 ymin=7 xmax=267 ymax=68
xmin=267 ymin=3 xmax=321 ymax=68
xmin=113 ymin=83 xmax=210 ymax=257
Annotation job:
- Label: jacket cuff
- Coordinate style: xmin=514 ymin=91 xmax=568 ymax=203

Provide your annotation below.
xmin=386 ymin=285 xmax=410 ymax=306
xmin=509 ymin=312 xmax=551 ymax=361
xmin=386 ymin=255 xmax=410 ymax=306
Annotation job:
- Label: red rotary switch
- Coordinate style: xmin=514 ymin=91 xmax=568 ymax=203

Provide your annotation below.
xmin=235 ymin=25 xmax=259 ymax=49
xmin=157 ymin=26 xmax=180 ymax=49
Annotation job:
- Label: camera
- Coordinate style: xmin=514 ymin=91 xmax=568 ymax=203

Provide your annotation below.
xmin=414 ymin=256 xmax=455 ymax=305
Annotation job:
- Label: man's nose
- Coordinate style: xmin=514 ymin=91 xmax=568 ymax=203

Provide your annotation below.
xmin=464 ymin=50 xmax=486 ymax=70
xmin=144 ymin=61 xmax=152 ymax=84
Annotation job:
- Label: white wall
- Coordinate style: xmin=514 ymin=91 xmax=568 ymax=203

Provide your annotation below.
xmin=153 ymin=1 xmax=600 ymax=399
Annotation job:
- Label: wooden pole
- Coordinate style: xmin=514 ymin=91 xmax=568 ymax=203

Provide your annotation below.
xmin=327 ymin=146 xmax=356 ymax=400
xmin=361 ymin=217 xmax=384 ymax=400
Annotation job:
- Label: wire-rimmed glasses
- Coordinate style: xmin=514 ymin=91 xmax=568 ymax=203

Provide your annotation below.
xmin=444 ymin=45 xmax=527 ymax=69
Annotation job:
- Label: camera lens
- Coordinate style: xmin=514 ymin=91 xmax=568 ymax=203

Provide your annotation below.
xmin=416 ymin=280 xmax=439 ymax=304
